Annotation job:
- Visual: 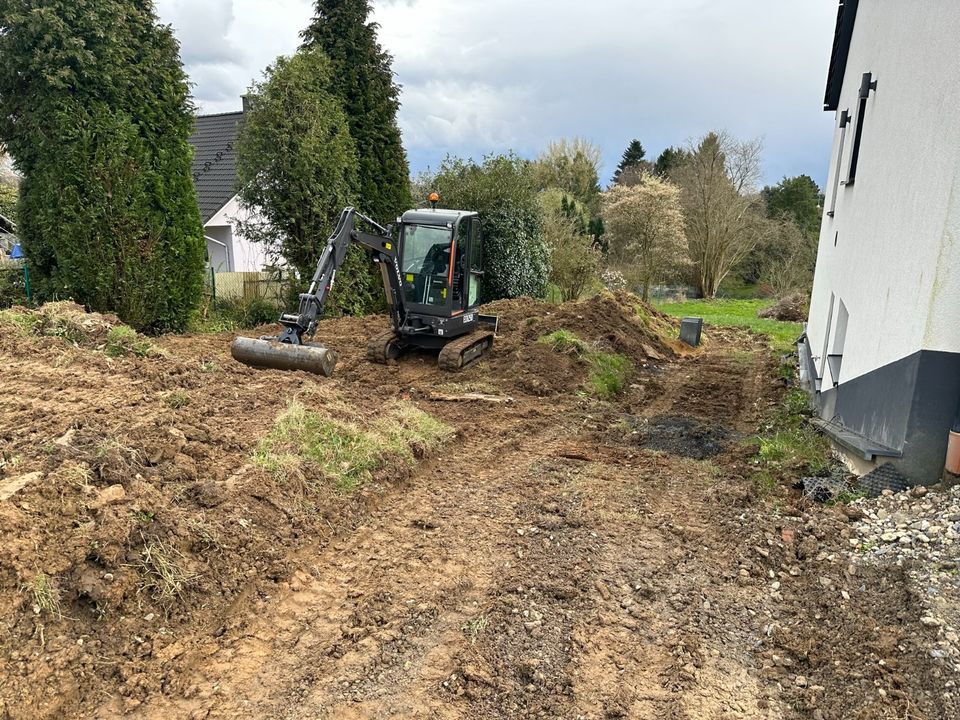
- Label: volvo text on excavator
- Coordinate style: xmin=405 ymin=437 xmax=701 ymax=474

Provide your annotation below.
xmin=230 ymin=199 xmax=498 ymax=377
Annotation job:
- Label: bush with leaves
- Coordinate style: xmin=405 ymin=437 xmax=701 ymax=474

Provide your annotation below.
xmin=237 ymin=49 xmax=385 ymax=316
xmin=539 ymin=189 xmax=599 ymax=302
xmin=430 ymin=154 xmax=550 ymax=302
xmin=0 ymin=0 xmax=206 ymax=333
xmin=0 ymin=182 xmax=16 ymax=223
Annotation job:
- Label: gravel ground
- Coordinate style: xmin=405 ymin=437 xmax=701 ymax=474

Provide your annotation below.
xmin=847 ymin=484 xmax=960 ymax=678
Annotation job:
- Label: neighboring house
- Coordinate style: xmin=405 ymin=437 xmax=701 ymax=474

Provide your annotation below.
xmin=188 ymin=103 xmax=268 ymax=273
xmin=799 ymin=0 xmax=960 ymax=483
xmin=0 ymin=213 xmax=17 ymax=257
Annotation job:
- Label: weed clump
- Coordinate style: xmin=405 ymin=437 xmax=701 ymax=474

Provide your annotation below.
xmin=105 ymin=325 xmax=153 ymax=357
xmin=254 ymin=399 xmax=452 ymax=492
xmin=752 ymin=386 xmax=832 ymax=494
xmin=22 ymin=573 xmax=61 ymax=617
xmin=138 ymin=537 xmax=193 ymax=601
xmin=539 ymin=329 xmax=632 ymax=399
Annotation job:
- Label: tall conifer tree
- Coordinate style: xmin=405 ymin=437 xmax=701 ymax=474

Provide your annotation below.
xmin=0 ymin=0 xmax=205 ymax=332
xmin=302 ymin=0 xmax=412 ymax=224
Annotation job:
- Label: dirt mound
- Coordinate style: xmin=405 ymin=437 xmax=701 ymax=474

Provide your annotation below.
xmin=481 ymin=291 xmax=682 ymax=397
xmin=758 ymin=292 xmax=808 ymax=322
xmin=1 ymin=301 xmax=119 ymax=344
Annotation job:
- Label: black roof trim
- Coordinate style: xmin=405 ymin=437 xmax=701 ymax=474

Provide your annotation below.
xmin=824 ymin=0 xmax=859 ymax=111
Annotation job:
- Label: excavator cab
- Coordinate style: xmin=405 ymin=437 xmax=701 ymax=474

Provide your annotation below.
xmin=396 ymin=210 xmax=483 ymax=320
xmin=230 ymin=202 xmax=498 ymax=377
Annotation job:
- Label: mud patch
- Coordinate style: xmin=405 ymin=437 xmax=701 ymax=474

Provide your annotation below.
xmin=637 ymin=414 xmax=732 ymax=459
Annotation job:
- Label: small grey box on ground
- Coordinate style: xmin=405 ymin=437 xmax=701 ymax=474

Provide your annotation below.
xmin=679 ymin=317 xmax=703 ymax=347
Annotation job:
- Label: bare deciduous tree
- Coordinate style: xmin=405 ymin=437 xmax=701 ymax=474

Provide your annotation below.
xmin=601 ymin=175 xmax=688 ymax=302
xmin=673 ymin=131 xmax=765 ymax=298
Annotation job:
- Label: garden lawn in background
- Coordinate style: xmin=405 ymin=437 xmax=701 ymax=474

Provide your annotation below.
xmin=656 ymin=298 xmax=803 ymax=353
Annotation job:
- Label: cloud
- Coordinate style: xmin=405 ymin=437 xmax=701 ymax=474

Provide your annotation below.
xmin=156 ymin=0 xmax=840 ymax=186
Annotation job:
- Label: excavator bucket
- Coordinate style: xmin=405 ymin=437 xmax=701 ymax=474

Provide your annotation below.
xmin=230 ymin=337 xmax=338 ymax=377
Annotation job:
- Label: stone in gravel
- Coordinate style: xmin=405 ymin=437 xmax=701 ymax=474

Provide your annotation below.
xmin=881 ymin=532 xmax=899 ymax=543
xmin=912 ymin=486 xmax=929 ymax=498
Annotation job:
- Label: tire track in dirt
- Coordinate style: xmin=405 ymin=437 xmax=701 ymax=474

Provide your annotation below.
xmin=121 ymin=404 xmax=583 ymax=720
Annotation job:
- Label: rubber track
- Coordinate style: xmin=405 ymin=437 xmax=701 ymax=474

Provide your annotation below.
xmin=437 ymin=330 xmax=495 ymax=372
xmin=366 ymin=329 xmax=402 ymax=364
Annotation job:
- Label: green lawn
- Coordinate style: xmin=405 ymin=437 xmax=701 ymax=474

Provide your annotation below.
xmin=655 ymin=298 xmax=803 ymax=353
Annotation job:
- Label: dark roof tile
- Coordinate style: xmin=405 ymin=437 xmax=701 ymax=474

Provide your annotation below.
xmin=189 ymin=111 xmax=243 ymax=223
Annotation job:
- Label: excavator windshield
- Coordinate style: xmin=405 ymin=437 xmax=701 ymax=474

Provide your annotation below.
xmin=400 ymin=224 xmax=453 ymax=307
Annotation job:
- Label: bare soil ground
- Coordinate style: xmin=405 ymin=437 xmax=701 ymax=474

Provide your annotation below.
xmin=0 ymin=294 xmax=956 ymax=719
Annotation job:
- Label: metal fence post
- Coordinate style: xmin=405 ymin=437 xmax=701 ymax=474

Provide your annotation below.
xmin=23 ymin=263 xmax=31 ymax=302
xmin=209 ymin=266 xmax=216 ymax=302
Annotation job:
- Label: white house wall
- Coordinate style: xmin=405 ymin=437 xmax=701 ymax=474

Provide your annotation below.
xmin=808 ymin=0 xmax=960 ymax=387
xmin=205 ymin=195 xmax=269 ymax=274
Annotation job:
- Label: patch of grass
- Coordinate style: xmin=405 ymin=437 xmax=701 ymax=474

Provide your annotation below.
xmin=655 ymin=298 xmax=802 ymax=353
xmin=138 ymin=537 xmax=192 ymax=601
xmin=826 ymin=489 xmax=868 ymax=506
xmin=163 ymin=391 xmax=190 ymax=409
xmin=0 ymin=308 xmax=41 ymax=335
xmin=539 ymin=329 xmax=633 ymax=399
xmin=462 ymin=614 xmax=488 ymax=645
xmin=199 ymin=360 xmax=222 ymax=373
xmin=105 ymin=325 xmax=153 ymax=358
xmin=23 ymin=573 xmax=61 ymax=618
xmin=539 ymin=329 xmax=589 ymax=354
xmin=254 ymin=399 xmax=452 ymax=492
xmin=758 ymin=430 xmax=831 ymax=475
xmin=587 ymin=351 xmax=631 ymax=399
xmin=131 ymin=510 xmax=156 ymax=524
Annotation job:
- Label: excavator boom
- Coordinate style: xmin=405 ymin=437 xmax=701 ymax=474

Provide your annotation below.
xmin=230 ymin=208 xmax=400 ymax=376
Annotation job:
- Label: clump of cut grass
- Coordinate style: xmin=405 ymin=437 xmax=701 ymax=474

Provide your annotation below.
xmin=254 ymin=399 xmax=452 ymax=492
xmin=23 ymin=573 xmax=62 ymax=617
xmin=539 ymin=329 xmax=632 ymax=399
xmin=758 ymin=430 xmax=831 ymax=474
xmin=138 ymin=537 xmax=192 ymax=601
xmin=539 ymin=329 xmax=589 ymax=354
xmin=105 ymin=325 xmax=153 ymax=358
xmin=0 ymin=308 xmax=41 ymax=335
xmin=163 ymin=390 xmax=190 ymax=409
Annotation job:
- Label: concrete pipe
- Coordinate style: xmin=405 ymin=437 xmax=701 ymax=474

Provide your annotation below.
xmin=230 ymin=337 xmax=338 ymax=377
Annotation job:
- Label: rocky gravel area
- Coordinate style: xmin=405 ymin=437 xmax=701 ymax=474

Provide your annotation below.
xmin=848 ymin=483 xmax=960 ymax=676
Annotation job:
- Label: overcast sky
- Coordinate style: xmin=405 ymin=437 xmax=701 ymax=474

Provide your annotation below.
xmin=155 ymin=0 xmax=839 ymax=189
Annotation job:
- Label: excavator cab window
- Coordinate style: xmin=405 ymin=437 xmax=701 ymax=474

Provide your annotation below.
xmin=452 ymin=218 xmax=470 ymax=308
xmin=400 ymin=223 xmax=453 ymax=307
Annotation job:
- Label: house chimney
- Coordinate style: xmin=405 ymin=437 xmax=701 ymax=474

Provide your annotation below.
xmin=241 ymin=95 xmax=255 ymax=114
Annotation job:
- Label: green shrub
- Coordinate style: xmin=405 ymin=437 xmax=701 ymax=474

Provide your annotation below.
xmin=430 ymin=154 xmax=550 ymax=302
xmin=0 ymin=267 xmax=27 ymax=309
xmin=0 ymin=0 xmax=206 ymax=333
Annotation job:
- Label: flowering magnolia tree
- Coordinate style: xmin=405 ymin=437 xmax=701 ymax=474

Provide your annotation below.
xmin=601 ymin=175 xmax=688 ymax=301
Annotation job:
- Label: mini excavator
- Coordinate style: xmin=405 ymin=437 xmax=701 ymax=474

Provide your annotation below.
xmin=230 ymin=196 xmax=498 ymax=377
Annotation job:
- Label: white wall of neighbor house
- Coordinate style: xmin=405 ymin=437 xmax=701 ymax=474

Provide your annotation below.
xmin=205 ymin=195 xmax=269 ymax=273
xmin=807 ymin=0 xmax=960 ymax=388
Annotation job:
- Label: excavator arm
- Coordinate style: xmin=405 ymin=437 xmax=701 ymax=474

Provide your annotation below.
xmin=230 ymin=207 xmax=404 ymax=376
xmin=276 ymin=207 xmax=402 ymax=346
